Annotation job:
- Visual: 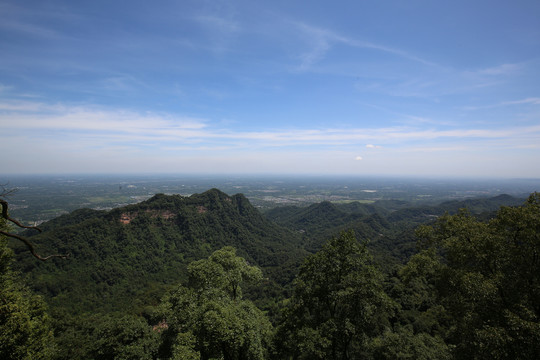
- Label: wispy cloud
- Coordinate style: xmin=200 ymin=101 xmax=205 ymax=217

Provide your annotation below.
xmin=502 ymin=97 xmax=540 ymax=105
xmin=0 ymin=18 xmax=61 ymax=40
xmin=2 ymin=101 xmax=539 ymax=151
xmin=478 ymin=63 xmax=521 ymax=76
xmin=463 ymin=97 xmax=540 ymax=111
xmin=191 ymin=9 xmax=241 ymax=54
xmin=195 ymin=15 xmax=240 ymax=34
xmin=291 ymin=22 xmax=335 ymax=70
xmin=0 ymin=83 xmax=12 ymax=93
xmin=0 ymin=2 xmax=78 ymax=41
xmin=0 ymin=101 xmax=207 ymax=133
xmin=290 ymin=20 xmax=441 ymax=70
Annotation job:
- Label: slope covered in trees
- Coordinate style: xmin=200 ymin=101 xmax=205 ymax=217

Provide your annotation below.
xmin=408 ymin=194 xmax=540 ymax=359
xmin=12 ymin=189 xmax=306 ymax=316
xmin=3 ymin=189 xmax=538 ymax=359
xmin=265 ymin=193 xmax=525 ymax=268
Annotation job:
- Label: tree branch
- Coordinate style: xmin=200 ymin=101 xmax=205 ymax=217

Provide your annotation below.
xmin=0 ymin=198 xmax=69 ymax=261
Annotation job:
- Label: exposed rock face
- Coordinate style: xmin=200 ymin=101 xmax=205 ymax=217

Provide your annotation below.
xmin=119 ymin=210 xmax=176 ymax=224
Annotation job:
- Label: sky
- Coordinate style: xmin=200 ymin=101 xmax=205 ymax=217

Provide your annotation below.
xmin=1 ymin=0 xmax=540 ymax=177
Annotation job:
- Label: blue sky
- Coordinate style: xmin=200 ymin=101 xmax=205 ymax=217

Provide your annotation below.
xmin=1 ymin=0 xmax=540 ymax=177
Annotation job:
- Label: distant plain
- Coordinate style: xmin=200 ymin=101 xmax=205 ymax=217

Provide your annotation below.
xmin=3 ymin=174 xmax=539 ymax=226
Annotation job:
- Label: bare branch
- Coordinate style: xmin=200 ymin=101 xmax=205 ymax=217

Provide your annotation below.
xmin=1 ymin=199 xmax=42 ymax=231
xmin=0 ymin=230 xmax=69 ymax=261
xmin=0 ymin=183 xmax=18 ymax=198
xmin=0 ymin=198 xmax=69 ymax=261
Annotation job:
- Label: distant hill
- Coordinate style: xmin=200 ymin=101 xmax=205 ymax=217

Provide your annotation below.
xmin=265 ymin=194 xmax=526 ymax=265
xmin=13 ymin=189 xmax=306 ymax=315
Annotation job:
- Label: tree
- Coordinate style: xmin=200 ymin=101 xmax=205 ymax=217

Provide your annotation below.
xmin=89 ymin=315 xmax=160 ymax=360
xmin=0 ymin=219 xmax=54 ymax=359
xmin=369 ymin=325 xmax=451 ymax=360
xmin=187 ymin=245 xmax=263 ymax=301
xmin=276 ymin=230 xmax=393 ymax=359
xmin=373 ymin=249 xmax=452 ymax=360
xmin=414 ymin=193 xmax=540 ymax=359
xmin=159 ymin=246 xmax=272 ymax=360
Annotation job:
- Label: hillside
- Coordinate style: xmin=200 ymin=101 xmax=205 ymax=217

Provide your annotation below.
xmin=13 ymin=189 xmax=306 ymax=315
xmin=264 ymin=194 xmax=526 ymax=265
xmin=11 ymin=190 xmax=526 ymax=316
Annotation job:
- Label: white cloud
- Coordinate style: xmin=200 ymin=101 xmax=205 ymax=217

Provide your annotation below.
xmin=289 ymin=19 xmax=440 ymax=71
xmin=195 ymin=15 xmax=240 ymax=34
xmin=0 ymin=83 xmax=11 ymax=92
xmin=502 ymin=97 xmax=540 ymax=105
xmin=2 ymin=101 xmax=540 ymax=148
xmin=478 ymin=63 xmax=521 ymax=76
xmin=463 ymin=97 xmax=540 ymax=111
xmin=2 ymin=101 xmax=540 ymax=176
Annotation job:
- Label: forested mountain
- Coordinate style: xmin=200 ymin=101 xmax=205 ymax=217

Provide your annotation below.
xmin=3 ymin=189 xmax=537 ymax=359
xmin=264 ymin=193 xmax=525 ymax=265
xmin=12 ymin=189 xmax=306 ymax=315
xmin=265 ymin=193 xmax=524 ymax=235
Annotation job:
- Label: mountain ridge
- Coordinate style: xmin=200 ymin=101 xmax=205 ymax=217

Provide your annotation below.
xmin=13 ymin=189 xmax=306 ymax=315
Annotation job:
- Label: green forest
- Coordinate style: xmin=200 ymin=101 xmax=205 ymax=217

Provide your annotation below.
xmin=1 ymin=189 xmax=539 ymax=359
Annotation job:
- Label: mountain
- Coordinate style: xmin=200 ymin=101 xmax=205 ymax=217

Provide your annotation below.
xmin=265 ymin=194 xmax=526 ymax=267
xmin=266 ymin=201 xmax=359 ymax=231
xmin=13 ymin=189 xmax=306 ymax=315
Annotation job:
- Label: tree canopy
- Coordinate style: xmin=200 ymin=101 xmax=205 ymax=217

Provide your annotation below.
xmin=276 ymin=230 xmax=392 ymax=359
xmin=159 ymin=246 xmax=272 ymax=360
xmin=1 ymin=218 xmax=54 ymax=359
xmin=413 ymin=192 xmax=540 ymax=359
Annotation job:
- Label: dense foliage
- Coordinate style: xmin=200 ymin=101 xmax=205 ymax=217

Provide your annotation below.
xmin=2 ymin=190 xmax=538 ymax=359
xmin=13 ymin=190 xmax=306 ymax=316
xmin=158 ymin=246 xmax=272 ymax=359
xmin=275 ymin=230 xmax=392 ymax=359
xmin=410 ymin=193 xmax=540 ymax=359
xmin=1 ymin=219 xmax=54 ymax=359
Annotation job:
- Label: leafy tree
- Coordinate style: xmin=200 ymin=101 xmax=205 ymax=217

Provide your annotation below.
xmin=187 ymin=245 xmax=263 ymax=301
xmin=391 ymin=248 xmax=451 ymax=337
xmin=276 ymin=230 xmax=393 ymax=359
xmin=89 ymin=315 xmax=160 ymax=360
xmin=369 ymin=325 xmax=451 ymax=360
xmin=159 ymin=246 xmax=272 ymax=360
xmin=414 ymin=193 xmax=540 ymax=359
xmin=1 ymin=220 xmax=54 ymax=359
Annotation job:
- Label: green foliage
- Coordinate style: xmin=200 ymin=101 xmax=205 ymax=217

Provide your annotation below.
xmin=89 ymin=315 xmax=160 ymax=360
xmin=159 ymin=247 xmax=272 ymax=360
xmin=14 ymin=190 xmax=305 ymax=316
xmin=188 ymin=246 xmax=263 ymax=300
xmin=369 ymin=325 xmax=451 ymax=360
xmin=413 ymin=193 xmax=540 ymax=359
xmin=276 ymin=230 xmax=393 ymax=359
xmin=265 ymin=194 xmax=523 ymax=271
xmin=1 ymin=228 xmax=54 ymax=359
